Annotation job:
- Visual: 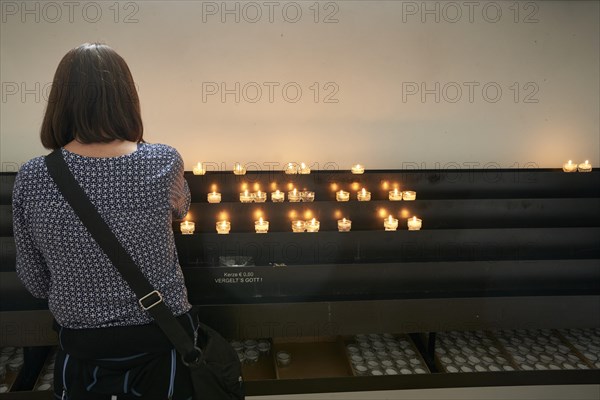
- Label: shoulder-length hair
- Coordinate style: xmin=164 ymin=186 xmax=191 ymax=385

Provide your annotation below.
xmin=40 ymin=43 xmax=143 ymax=149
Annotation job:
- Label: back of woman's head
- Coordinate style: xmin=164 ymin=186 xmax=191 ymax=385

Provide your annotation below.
xmin=40 ymin=43 xmax=143 ymax=149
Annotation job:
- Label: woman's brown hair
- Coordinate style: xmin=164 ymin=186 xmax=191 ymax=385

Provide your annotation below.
xmin=40 ymin=43 xmax=143 ymax=149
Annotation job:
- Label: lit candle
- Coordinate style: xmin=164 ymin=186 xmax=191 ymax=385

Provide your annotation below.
xmin=271 ymin=190 xmax=285 ymax=202
xmin=240 ymin=189 xmax=254 ymax=203
xmin=192 ymin=162 xmax=206 ymax=175
xmin=562 ymin=160 xmax=578 ymax=173
xmin=288 ymin=188 xmax=302 ymax=202
xmin=383 ymin=215 xmax=398 ymax=231
xmin=255 ymin=217 xmax=269 ymax=234
xmin=408 ymin=216 xmax=422 ymax=231
xmin=305 ymin=218 xmax=320 ymax=233
xmin=338 ymin=218 xmax=352 ymax=232
xmin=357 ymin=188 xmax=371 ymax=201
xmin=301 ymin=191 xmax=315 ymax=202
xmin=298 ymin=162 xmax=311 ymax=174
xmin=402 ymin=191 xmax=417 ymax=201
xmin=284 ymin=163 xmax=298 ymax=174
xmin=389 ymin=188 xmax=402 ymax=201
xmin=216 ymin=220 xmax=231 ymax=234
xmin=291 ymin=220 xmax=306 ymax=233
xmin=254 ymin=190 xmax=267 ymax=203
xmin=351 ymin=164 xmax=365 ymax=174
xmin=207 ymin=191 xmax=221 ymax=203
xmin=578 ymin=160 xmax=592 ymax=172
xmin=180 ymin=220 xmax=195 ymax=235
xmin=336 ymin=190 xmax=350 ymax=202
xmin=233 ymin=163 xmax=246 ymax=175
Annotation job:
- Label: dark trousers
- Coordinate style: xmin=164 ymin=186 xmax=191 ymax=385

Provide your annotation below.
xmin=52 ymin=310 xmax=197 ymax=400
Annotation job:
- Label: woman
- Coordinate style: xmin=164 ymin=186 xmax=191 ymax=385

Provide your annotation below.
xmin=12 ymin=43 xmax=195 ymax=399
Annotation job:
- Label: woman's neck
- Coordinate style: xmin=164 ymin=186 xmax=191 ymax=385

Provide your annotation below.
xmin=63 ymin=139 xmax=138 ymax=158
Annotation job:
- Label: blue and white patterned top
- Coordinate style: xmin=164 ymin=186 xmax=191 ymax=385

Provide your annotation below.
xmin=12 ymin=143 xmax=192 ymax=329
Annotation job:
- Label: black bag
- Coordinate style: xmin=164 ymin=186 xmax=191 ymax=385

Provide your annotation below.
xmin=45 ymin=149 xmax=244 ymax=400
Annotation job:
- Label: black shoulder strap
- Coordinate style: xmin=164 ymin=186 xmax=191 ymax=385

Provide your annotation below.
xmin=45 ymin=149 xmax=200 ymax=364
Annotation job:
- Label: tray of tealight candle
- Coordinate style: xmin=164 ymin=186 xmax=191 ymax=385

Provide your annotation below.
xmin=435 ymin=330 xmax=518 ymax=373
xmin=490 ymin=329 xmax=592 ymax=371
xmin=345 ymin=333 xmax=430 ymax=377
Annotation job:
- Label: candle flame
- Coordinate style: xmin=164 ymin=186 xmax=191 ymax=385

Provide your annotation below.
xmin=259 ymin=217 xmax=264 ymax=223
xmin=257 ymin=190 xmax=262 ymax=196
xmin=311 ymin=218 xmax=316 ymax=224
xmin=244 ymin=189 xmax=249 ymax=195
xmin=388 ymin=215 xmax=393 ymax=222
xmin=585 ymin=160 xmax=589 ymax=164
xmin=301 ymin=162 xmax=306 ymax=169
xmin=394 ymin=188 xmax=399 ymax=194
xmin=412 ymin=216 xmax=417 ymax=221
xmin=361 ymin=188 xmax=366 ymax=195
xmin=568 ymin=160 xmax=573 ymax=164
xmin=275 ymin=190 xmax=280 ymax=194
xmin=293 ymin=188 xmax=297 ymax=194
xmin=342 ymin=217 xmax=347 ymax=223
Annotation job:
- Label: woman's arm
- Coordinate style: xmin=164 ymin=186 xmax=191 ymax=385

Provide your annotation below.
xmin=12 ymin=170 xmax=50 ymax=298
xmin=169 ymin=150 xmax=191 ymax=220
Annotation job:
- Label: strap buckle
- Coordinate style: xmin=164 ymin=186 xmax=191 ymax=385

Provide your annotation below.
xmin=181 ymin=346 xmax=203 ymax=367
xmin=139 ymin=290 xmax=163 ymax=310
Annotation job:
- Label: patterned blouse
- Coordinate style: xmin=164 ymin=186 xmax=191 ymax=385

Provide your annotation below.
xmin=12 ymin=143 xmax=192 ymax=329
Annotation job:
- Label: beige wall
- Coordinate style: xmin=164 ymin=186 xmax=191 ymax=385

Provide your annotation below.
xmin=1 ymin=0 xmax=598 ymax=171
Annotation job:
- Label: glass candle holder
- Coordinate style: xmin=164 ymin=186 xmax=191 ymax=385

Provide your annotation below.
xmin=578 ymin=160 xmax=592 ymax=172
xmin=180 ymin=221 xmax=195 ymax=235
xmin=233 ymin=163 xmax=246 ymax=175
xmin=336 ymin=190 xmax=350 ymax=202
xmin=216 ymin=221 xmax=231 ymax=234
xmin=254 ymin=191 xmax=267 ymax=203
xmin=291 ymin=220 xmax=306 ymax=233
xmin=351 ymin=164 xmax=365 ymax=174
xmin=298 ymin=163 xmax=311 ymax=174
xmin=408 ymin=216 xmax=422 ymax=231
xmin=244 ymin=349 xmax=259 ymax=364
xmin=255 ymin=218 xmax=269 ymax=234
xmin=402 ymin=191 xmax=416 ymax=201
xmin=276 ymin=351 xmax=292 ymax=367
xmin=337 ymin=218 xmax=352 ymax=232
xmin=384 ymin=216 xmax=398 ymax=231
xmin=271 ymin=190 xmax=285 ymax=202
xmin=284 ymin=163 xmax=298 ymax=174
xmin=357 ymin=188 xmax=371 ymax=201
xmin=240 ymin=190 xmax=254 ymax=203
xmin=207 ymin=191 xmax=221 ymax=203
xmin=562 ymin=160 xmax=578 ymax=172
xmin=389 ymin=189 xmax=402 ymax=201
xmin=288 ymin=189 xmax=302 ymax=202
xmin=301 ymin=191 xmax=315 ymax=202
xmin=305 ymin=218 xmax=320 ymax=232
xmin=257 ymin=340 xmax=271 ymax=355
xmin=192 ymin=162 xmax=206 ymax=175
